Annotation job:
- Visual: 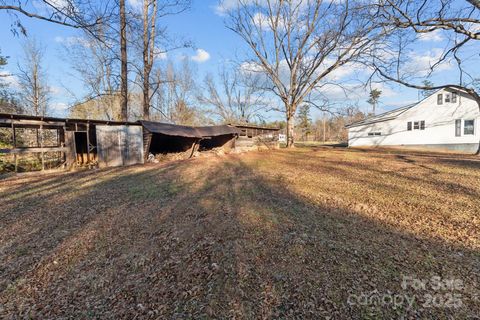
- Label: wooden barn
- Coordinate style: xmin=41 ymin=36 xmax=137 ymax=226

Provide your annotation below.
xmin=0 ymin=113 xmax=144 ymax=172
xmin=141 ymin=121 xmax=241 ymax=158
xmin=0 ymin=113 xmax=278 ymax=174
xmin=232 ymin=124 xmax=281 ymax=150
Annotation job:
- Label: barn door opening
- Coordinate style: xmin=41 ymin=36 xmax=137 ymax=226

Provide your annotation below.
xmin=74 ymin=132 xmax=88 ymax=164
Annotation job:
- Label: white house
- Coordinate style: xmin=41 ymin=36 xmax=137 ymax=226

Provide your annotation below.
xmin=346 ymin=87 xmax=480 ymax=154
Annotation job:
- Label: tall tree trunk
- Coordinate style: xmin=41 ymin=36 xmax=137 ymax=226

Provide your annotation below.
xmin=119 ymin=0 xmax=128 ymax=121
xmin=142 ymin=0 xmax=150 ymax=120
xmin=143 ymin=76 xmax=150 ymax=120
xmin=142 ymin=0 xmax=157 ymax=120
xmin=33 ymin=63 xmax=39 ymax=116
xmin=461 ymin=88 xmax=480 ymax=156
xmin=286 ymin=110 xmax=295 ymax=148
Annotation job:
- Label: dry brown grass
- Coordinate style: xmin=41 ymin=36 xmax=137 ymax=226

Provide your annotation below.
xmin=0 ymin=147 xmax=479 ymax=319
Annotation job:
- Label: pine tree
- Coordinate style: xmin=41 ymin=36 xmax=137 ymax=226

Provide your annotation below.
xmin=421 ymin=80 xmax=435 ymax=98
xmin=0 ymin=49 xmax=21 ymax=114
xmin=297 ymin=104 xmax=312 ymax=141
xmin=367 ymin=89 xmax=382 ymax=115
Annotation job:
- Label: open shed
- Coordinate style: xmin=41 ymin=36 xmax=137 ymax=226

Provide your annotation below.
xmin=0 ymin=113 xmax=144 ymax=172
xmin=196 ymin=125 xmax=241 ymax=151
xmin=141 ymin=121 xmax=202 ymax=157
xmin=231 ymin=124 xmax=280 ymax=150
xmin=141 ymin=121 xmax=241 ymax=159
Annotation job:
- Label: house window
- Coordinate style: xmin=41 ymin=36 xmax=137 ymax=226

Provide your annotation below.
xmin=420 ymin=121 xmax=425 ymax=130
xmin=368 ymin=132 xmax=381 ymax=136
xmin=455 ymin=119 xmax=461 ymax=136
xmin=407 ymin=122 xmax=412 ymax=131
xmin=437 ymin=94 xmax=443 ymax=105
xmin=414 ymin=121 xmax=420 ymax=130
xmin=445 ymin=94 xmax=451 ymax=103
xmin=464 ymin=120 xmax=475 ymax=135
xmin=452 ymin=92 xmax=458 ymax=103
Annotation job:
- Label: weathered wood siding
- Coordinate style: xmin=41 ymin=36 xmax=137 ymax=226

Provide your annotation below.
xmin=96 ymin=125 xmax=144 ymax=167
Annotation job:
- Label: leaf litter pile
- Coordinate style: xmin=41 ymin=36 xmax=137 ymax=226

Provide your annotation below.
xmin=0 ymin=147 xmax=479 ymax=318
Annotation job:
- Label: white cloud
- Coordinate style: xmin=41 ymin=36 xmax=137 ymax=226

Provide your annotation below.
xmin=253 ymin=12 xmax=270 ymax=29
xmin=469 ymin=24 xmax=480 ymax=33
xmin=50 ymin=86 xmax=64 ymax=95
xmin=191 ymin=49 xmax=210 ymax=63
xmin=313 ymin=81 xmax=398 ymax=104
xmin=240 ymin=61 xmax=264 ymax=73
xmin=0 ymin=71 xmax=20 ymax=88
xmin=54 ymin=35 xmax=91 ymax=48
xmin=405 ymin=48 xmax=453 ymax=76
xmin=214 ymin=0 xmax=248 ymax=15
xmin=127 ymin=0 xmax=142 ymax=12
xmin=154 ymin=47 xmax=167 ymax=60
xmin=369 ymin=83 xmax=397 ymax=99
xmin=49 ymin=102 xmax=69 ymax=117
xmin=33 ymin=0 xmax=73 ymax=16
xmin=417 ymin=29 xmax=444 ymax=42
xmin=214 ymin=0 xmax=313 ymax=15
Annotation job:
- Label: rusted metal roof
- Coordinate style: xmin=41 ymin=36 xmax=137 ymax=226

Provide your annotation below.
xmin=0 ymin=113 xmax=241 ymax=138
xmin=196 ymin=125 xmax=241 ymax=137
xmin=229 ymin=123 xmax=280 ymax=131
xmin=141 ymin=121 xmax=202 ymax=138
xmin=140 ymin=121 xmax=241 ymax=138
xmin=0 ymin=112 xmax=140 ymax=126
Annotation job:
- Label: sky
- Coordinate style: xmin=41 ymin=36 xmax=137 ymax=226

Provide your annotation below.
xmin=0 ymin=0 xmax=478 ymax=121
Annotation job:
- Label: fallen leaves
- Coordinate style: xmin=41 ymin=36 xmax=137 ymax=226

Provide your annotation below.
xmin=0 ymin=147 xmax=478 ymax=318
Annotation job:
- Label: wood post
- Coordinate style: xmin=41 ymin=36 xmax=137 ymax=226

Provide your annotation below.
xmin=12 ymin=122 xmax=17 ymax=172
xmin=40 ymin=124 xmax=44 ymax=171
xmin=60 ymin=126 xmax=66 ymax=166
xmin=86 ymin=123 xmax=91 ymax=163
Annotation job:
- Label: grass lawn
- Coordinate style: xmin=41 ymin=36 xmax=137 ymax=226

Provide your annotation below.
xmin=0 ymin=147 xmax=479 ymax=318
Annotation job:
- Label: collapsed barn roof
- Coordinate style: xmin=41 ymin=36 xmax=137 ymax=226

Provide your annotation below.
xmin=195 ymin=125 xmax=241 ymax=137
xmin=141 ymin=121 xmax=202 ymax=138
xmin=140 ymin=121 xmax=241 ymax=138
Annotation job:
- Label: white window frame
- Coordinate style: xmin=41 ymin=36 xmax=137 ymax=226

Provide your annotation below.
xmin=455 ymin=119 xmax=461 ymax=137
xmin=464 ymin=119 xmax=475 ymax=135
xmin=452 ymin=92 xmax=458 ymax=103
xmin=437 ymin=94 xmax=443 ymax=105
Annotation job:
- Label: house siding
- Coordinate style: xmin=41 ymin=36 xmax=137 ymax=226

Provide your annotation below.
xmin=348 ymin=89 xmax=480 ymax=154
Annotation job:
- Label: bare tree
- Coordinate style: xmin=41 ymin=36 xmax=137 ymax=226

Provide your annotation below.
xmin=60 ymin=21 xmax=122 ymax=120
xmin=119 ymin=0 xmax=128 ymax=121
xmin=372 ymin=0 xmax=480 ymax=105
xmin=153 ymin=59 xmax=203 ymax=125
xmin=0 ymin=49 xmax=22 ymax=114
xmin=223 ymin=0 xmax=381 ymax=147
xmin=0 ymin=0 xmax=113 ymax=40
xmin=200 ymin=66 xmax=267 ymax=123
xmin=122 ymin=0 xmax=191 ymax=120
xmin=312 ymin=105 xmax=365 ymax=143
xmin=141 ymin=0 xmax=157 ymax=120
xmin=371 ymin=0 xmax=480 ymax=153
xmin=17 ymin=38 xmax=50 ymax=116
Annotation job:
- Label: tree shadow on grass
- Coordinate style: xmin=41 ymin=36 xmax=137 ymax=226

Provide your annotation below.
xmin=0 ymin=154 xmax=478 ymax=319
